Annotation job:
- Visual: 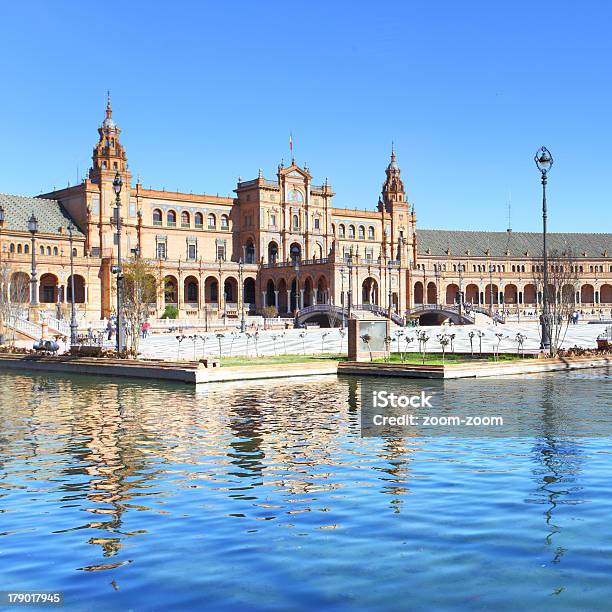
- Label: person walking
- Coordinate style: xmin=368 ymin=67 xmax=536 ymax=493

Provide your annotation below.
xmin=106 ymin=319 xmax=114 ymax=341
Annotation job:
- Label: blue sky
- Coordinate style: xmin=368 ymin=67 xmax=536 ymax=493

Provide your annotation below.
xmin=0 ymin=1 xmax=610 ymax=232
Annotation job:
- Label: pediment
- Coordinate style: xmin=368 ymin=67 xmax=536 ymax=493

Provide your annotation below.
xmin=281 ymin=164 xmax=312 ymax=180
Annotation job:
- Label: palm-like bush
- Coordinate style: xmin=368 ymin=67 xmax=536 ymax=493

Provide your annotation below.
xmin=360 ymin=333 xmax=373 ymax=362
xmin=321 ymin=331 xmax=329 ymax=353
xmin=176 ymin=334 xmax=186 ymax=361
xmin=216 ymin=333 xmax=225 ymax=358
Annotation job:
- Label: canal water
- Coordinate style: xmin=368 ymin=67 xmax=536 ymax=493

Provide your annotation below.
xmin=0 ymin=369 xmax=611 ymax=611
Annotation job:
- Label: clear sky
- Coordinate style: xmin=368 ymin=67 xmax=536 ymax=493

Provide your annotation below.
xmin=0 ymin=0 xmax=610 ymax=232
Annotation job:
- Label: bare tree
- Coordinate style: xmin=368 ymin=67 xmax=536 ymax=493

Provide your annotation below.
xmin=0 ymin=264 xmax=29 ymax=346
xmin=121 ymin=258 xmax=158 ymax=357
xmin=533 ymin=248 xmax=579 ymax=356
xmin=0 ymin=263 xmax=9 ymax=344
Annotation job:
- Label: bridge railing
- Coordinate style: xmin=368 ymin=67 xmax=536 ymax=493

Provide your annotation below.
xmin=407 ymin=303 xmax=475 ymax=323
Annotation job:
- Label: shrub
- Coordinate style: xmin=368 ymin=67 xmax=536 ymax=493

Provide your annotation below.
xmin=259 ymin=305 xmax=278 ymax=318
xmin=161 ymin=305 xmax=179 ymax=320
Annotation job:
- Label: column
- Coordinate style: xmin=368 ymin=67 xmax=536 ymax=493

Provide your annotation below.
xmin=286 ymin=289 xmax=291 ymax=313
xmin=261 ymin=291 xmax=266 ymax=307
xmin=274 ymin=290 xmax=279 ymax=308
xmin=300 ymin=289 xmax=304 ymax=309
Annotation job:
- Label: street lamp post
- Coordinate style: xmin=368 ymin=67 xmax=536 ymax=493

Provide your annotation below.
xmin=239 ymin=258 xmax=246 ymax=333
xmin=339 ymin=266 xmax=346 ymax=327
xmin=28 ymin=214 xmax=38 ymax=306
xmin=488 ymin=262 xmax=494 ymax=316
xmin=535 ymin=146 xmax=553 ymax=352
xmin=387 ymin=260 xmax=393 ymax=319
xmin=67 ymin=222 xmax=78 ymax=347
xmin=347 ymin=249 xmax=353 ymax=322
xmin=0 ymin=205 xmax=4 ymax=264
xmin=112 ymin=172 xmax=124 ymax=353
xmin=458 ymin=263 xmax=465 ymax=321
xmin=293 ymin=258 xmax=300 ymax=326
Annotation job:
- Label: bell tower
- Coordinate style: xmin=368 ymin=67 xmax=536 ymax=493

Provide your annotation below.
xmin=90 ymin=92 xmax=128 ymax=182
xmin=87 ymin=93 xmax=133 ymax=260
xmin=381 ymin=143 xmax=406 ymax=212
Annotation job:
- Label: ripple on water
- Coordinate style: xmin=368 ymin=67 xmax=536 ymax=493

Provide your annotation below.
xmin=0 ymin=369 xmax=611 ymax=610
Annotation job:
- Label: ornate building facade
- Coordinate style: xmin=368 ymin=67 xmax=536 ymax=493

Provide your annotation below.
xmin=0 ymin=98 xmax=611 ymax=326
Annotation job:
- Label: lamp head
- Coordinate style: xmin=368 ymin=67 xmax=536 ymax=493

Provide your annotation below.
xmin=112 ymin=171 xmax=123 ymax=195
xmin=534 ymin=146 xmax=553 ymax=175
xmin=28 ymin=213 xmax=38 ymax=235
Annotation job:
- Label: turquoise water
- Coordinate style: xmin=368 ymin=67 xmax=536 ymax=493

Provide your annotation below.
xmin=0 ymin=369 xmax=611 ymax=611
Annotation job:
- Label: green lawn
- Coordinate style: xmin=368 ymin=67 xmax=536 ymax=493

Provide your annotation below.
xmin=372 ymin=352 xmax=534 ymax=365
xmin=219 ymin=353 xmax=346 ymax=367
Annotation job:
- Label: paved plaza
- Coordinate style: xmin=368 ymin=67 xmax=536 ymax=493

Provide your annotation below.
xmin=136 ymin=321 xmax=611 ymax=360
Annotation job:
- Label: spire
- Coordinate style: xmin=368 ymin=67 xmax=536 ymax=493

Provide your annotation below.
xmin=382 ymin=145 xmax=405 ymax=209
xmin=102 ymin=91 xmax=116 ymax=130
xmin=90 ymin=92 xmax=127 ymax=180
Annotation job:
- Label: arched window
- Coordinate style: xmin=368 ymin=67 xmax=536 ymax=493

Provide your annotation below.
xmin=349 ymin=225 xmax=355 ymax=239
xmin=181 ymin=211 xmax=190 ymax=227
xmin=167 ymin=210 xmax=177 ymax=226
xmin=268 ymin=241 xmax=279 ymax=264
xmin=153 ymin=209 xmax=163 ymax=226
xmin=72 ymin=248 xmax=77 ymax=257
xmin=46 ymin=246 xmax=51 ymax=256
xmin=9 ymin=243 xmax=15 ymax=253
xmin=17 ymin=244 xmax=22 ymax=254
xmin=245 ymin=239 xmax=255 ymax=264
xmin=292 ymin=214 xmax=299 ymax=230
xmin=24 ymin=244 xmax=29 ymax=254
xmin=358 ymin=226 xmax=365 ymax=239
xmin=290 ymin=243 xmax=301 ymax=264
xmin=39 ymin=245 xmax=44 ymax=255
xmin=339 ymin=224 xmax=345 ymax=238
xmin=332 ymin=224 xmax=336 ymax=235
xmin=53 ymin=247 xmax=58 ymax=256
xmin=221 ymin=214 xmax=229 ymax=230
xmin=208 ymin=213 xmax=216 ymax=229
xmin=194 ymin=212 xmax=203 ymax=228
xmin=368 ymin=226 xmax=375 ymax=239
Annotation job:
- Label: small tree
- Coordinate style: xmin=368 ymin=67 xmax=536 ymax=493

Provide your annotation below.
xmin=394 ymin=329 xmax=404 ymax=354
xmin=122 ymin=258 xmax=158 ymax=357
xmin=321 ymin=331 xmax=329 ymax=353
xmin=229 ymin=332 xmax=238 ymax=356
xmin=437 ymin=333 xmax=449 ymax=363
xmin=384 ymin=335 xmax=393 ymax=362
xmin=468 ymin=331 xmax=475 ymax=357
xmin=253 ymin=330 xmax=260 ymax=357
xmin=176 ymin=334 xmax=186 ymax=360
xmin=515 ymin=332 xmax=527 ymax=357
xmin=402 ymin=335 xmax=414 ymax=361
xmin=216 ymin=333 xmax=224 ymax=358
xmin=477 ymin=330 xmax=485 ymax=356
xmin=533 ymin=248 xmax=579 ymax=356
xmin=360 ymin=333 xmax=373 ymax=362
xmin=161 ymin=305 xmax=179 ymax=320
xmin=259 ymin=305 xmax=278 ymax=319
xmin=338 ymin=328 xmax=346 ymax=353
xmin=419 ymin=331 xmax=430 ymax=364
